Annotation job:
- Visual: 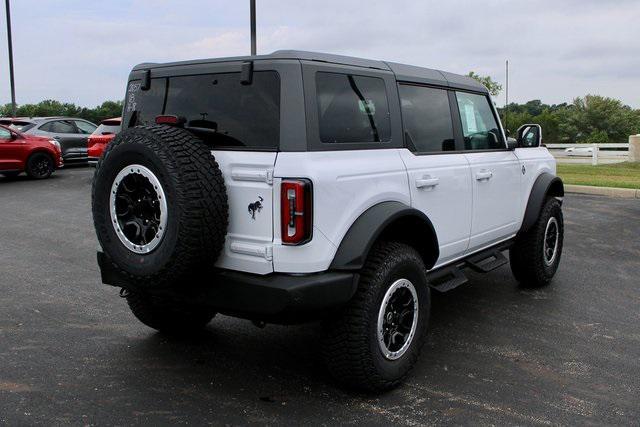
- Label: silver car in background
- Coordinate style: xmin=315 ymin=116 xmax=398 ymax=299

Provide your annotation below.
xmin=0 ymin=117 xmax=98 ymax=163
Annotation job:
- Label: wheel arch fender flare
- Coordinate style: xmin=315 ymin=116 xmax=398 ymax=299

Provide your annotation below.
xmin=330 ymin=201 xmax=439 ymax=271
xmin=520 ymin=172 xmax=564 ymax=234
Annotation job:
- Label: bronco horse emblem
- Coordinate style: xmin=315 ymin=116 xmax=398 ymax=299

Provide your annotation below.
xmin=248 ymin=196 xmax=264 ymax=220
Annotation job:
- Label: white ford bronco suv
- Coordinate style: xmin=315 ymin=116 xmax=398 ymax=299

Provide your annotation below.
xmin=92 ymin=50 xmax=564 ymax=391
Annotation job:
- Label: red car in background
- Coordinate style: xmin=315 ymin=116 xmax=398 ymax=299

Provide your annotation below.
xmin=0 ymin=124 xmax=63 ymax=179
xmin=88 ymin=117 xmax=121 ymax=166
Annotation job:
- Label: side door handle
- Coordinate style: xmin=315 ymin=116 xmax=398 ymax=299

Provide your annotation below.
xmin=475 ymin=170 xmax=493 ymax=181
xmin=415 ymin=176 xmax=440 ymax=189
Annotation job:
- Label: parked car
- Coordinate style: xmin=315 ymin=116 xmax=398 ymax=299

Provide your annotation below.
xmin=565 ymin=146 xmax=594 ymax=156
xmin=14 ymin=117 xmax=98 ymax=163
xmin=88 ymin=117 xmax=121 ymax=166
xmin=0 ymin=117 xmax=38 ymax=132
xmin=0 ymin=124 xmax=63 ymax=179
xmin=92 ymin=50 xmax=564 ymax=391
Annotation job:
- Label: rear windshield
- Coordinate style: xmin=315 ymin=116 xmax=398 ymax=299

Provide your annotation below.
xmin=93 ymin=123 xmax=121 ymax=135
xmin=0 ymin=120 xmax=35 ymax=132
xmin=125 ymin=71 xmax=280 ymax=150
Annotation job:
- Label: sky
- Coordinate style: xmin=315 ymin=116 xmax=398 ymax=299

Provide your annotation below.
xmin=0 ymin=0 xmax=638 ymax=108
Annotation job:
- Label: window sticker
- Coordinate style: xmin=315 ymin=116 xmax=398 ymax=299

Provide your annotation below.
xmin=464 ymin=103 xmax=477 ymax=133
xmin=358 ymin=99 xmax=376 ymax=115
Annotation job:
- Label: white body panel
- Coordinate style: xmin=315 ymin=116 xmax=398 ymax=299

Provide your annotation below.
xmin=514 ymin=147 xmax=557 ymax=225
xmin=272 ymin=149 xmax=410 ymax=273
xmin=464 ymin=151 xmax=522 ymax=251
xmin=212 ymin=151 xmax=277 ymax=275
xmin=398 ymin=149 xmax=472 ymax=266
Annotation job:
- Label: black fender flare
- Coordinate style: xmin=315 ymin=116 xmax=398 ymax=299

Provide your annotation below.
xmin=520 ymin=173 xmax=564 ymax=234
xmin=330 ymin=201 xmax=439 ymax=271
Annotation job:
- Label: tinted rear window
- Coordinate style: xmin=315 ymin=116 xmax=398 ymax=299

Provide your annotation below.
xmin=125 ymin=71 xmax=280 ymax=150
xmin=316 ymin=72 xmax=391 ymax=144
xmin=163 ymin=72 xmax=280 ymax=149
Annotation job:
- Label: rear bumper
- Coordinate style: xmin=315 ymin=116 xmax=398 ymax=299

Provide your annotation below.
xmin=97 ymin=252 xmax=358 ymax=322
xmin=87 ymin=157 xmax=99 ymax=166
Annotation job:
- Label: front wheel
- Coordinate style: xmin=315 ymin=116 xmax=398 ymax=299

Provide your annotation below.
xmin=125 ymin=291 xmax=216 ymax=334
xmin=26 ymin=153 xmax=54 ymax=179
xmin=510 ymin=197 xmax=564 ymax=287
xmin=322 ymin=242 xmax=430 ymax=391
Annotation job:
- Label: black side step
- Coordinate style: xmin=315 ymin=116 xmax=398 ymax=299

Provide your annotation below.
xmin=427 ymin=265 xmax=468 ymax=293
xmin=465 ymin=249 xmax=508 ymax=273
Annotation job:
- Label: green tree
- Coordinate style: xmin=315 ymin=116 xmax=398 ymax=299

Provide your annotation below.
xmin=467 ymin=71 xmax=502 ymax=97
xmin=1 ymin=99 xmax=123 ymax=124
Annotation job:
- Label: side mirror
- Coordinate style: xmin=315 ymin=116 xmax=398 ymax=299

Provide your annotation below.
xmin=517 ymin=124 xmax=542 ymax=148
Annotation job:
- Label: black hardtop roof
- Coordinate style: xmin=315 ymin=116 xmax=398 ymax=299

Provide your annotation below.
xmin=132 ymin=50 xmax=487 ymax=93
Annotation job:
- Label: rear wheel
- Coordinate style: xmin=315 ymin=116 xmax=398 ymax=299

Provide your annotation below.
xmin=26 ymin=153 xmax=54 ymax=179
xmin=322 ymin=242 xmax=430 ymax=391
xmin=125 ymin=290 xmax=216 ymax=334
xmin=510 ymin=197 xmax=564 ymax=287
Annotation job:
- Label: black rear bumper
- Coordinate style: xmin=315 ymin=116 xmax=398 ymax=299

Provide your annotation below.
xmin=97 ymin=252 xmax=358 ymax=322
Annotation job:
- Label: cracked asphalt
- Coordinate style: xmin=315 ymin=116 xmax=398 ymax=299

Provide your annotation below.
xmin=1 ymin=167 xmax=639 ymax=425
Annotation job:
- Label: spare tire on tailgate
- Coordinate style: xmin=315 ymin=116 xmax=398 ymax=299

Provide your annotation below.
xmin=92 ymin=125 xmax=228 ymax=289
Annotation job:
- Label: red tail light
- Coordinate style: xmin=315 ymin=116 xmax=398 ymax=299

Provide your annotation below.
xmin=281 ymin=179 xmax=312 ymax=245
xmin=155 ymin=115 xmax=185 ymax=125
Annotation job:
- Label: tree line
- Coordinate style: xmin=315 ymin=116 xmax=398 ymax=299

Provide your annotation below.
xmin=3 ymin=80 xmax=640 ymax=144
xmin=0 ymin=100 xmax=123 ymax=125
xmin=468 ymin=72 xmax=640 ymax=144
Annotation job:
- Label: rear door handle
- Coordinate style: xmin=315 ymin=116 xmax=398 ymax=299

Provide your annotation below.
xmin=415 ymin=176 xmax=440 ymax=189
xmin=475 ymin=170 xmax=493 ymax=181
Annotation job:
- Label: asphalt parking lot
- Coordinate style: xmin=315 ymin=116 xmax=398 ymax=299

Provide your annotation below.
xmin=1 ymin=167 xmax=639 ymax=425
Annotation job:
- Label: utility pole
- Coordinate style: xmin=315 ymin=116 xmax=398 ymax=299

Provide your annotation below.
xmin=5 ymin=0 xmax=17 ymax=117
xmin=250 ymin=0 xmax=256 ymax=55
xmin=504 ymin=59 xmax=509 ymax=132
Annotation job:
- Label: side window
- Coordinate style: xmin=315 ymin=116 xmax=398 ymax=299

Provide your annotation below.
xmin=74 ymin=121 xmax=97 ymax=135
xmin=0 ymin=127 xmax=12 ymax=140
xmin=40 ymin=120 xmax=76 ymax=134
xmin=399 ymin=84 xmax=455 ymax=153
xmin=316 ymin=72 xmax=391 ymax=143
xmin=455 ymin=92 xmax=504 ymax=150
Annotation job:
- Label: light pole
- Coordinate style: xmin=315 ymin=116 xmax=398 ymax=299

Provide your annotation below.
xmin=4 ymin=0 xmax=16 ymax=117
xmin=250 ymin=0 xmax=256 ymax=55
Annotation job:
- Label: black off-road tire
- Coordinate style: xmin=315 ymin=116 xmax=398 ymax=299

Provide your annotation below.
xmin=26 ymin=152 xmax=54 ymax=179
xmin=126 ymin=291 xmax=216 ymax=334
xmin=92 ymin=125 xmax=228 ymax=289
xmin=322 ymin=242 xmax=430 ymax=392
xmin=510 ymin=197 xmax=563 ymax=287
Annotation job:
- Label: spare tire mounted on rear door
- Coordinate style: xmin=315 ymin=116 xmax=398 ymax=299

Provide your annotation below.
xmin=92 ymin=125 xmax=229 ymax=289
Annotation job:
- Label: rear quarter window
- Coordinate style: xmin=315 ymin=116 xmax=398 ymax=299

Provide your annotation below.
xmin=316 ymin=72 xmax=391 ymax=144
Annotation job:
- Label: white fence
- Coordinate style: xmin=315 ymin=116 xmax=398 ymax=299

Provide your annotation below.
xmin=546 ymin=143 xmax=629 ymax=165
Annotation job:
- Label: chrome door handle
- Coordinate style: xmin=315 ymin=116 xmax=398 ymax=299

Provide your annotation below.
xmin=415 ymin=176 xmax=440 ymax=189
xmin=475 ymin=170 xmax=493 ymax=181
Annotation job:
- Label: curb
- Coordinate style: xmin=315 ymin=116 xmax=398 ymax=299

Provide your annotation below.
xmin=565 ymin=184 xmax=640 ymax=199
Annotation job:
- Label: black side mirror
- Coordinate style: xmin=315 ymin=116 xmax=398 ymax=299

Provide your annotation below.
xmin=517 ymin=124 xmax=542 ymax=148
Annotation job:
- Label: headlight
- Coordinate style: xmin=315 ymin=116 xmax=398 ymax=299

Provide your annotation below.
xmin=48 ymin=139 xmax=61 ymax=150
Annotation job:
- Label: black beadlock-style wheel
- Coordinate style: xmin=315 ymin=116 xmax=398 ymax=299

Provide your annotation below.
xmin=26 ymin=152 xmax=54 ymax=179
xmin=125 ymin=290 xmax=216 ymax=334
xmin=510 ymin=197 xmax=564 ymax=287
xmin=92 ymin=125 xmax=229 ymax=289
xmin=322 ymin=242 xmax=430 ymax=392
